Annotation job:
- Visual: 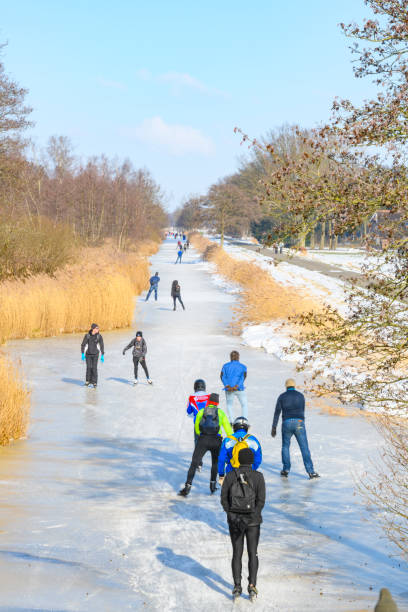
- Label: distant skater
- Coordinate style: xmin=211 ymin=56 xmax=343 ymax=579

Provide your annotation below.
xmin=175 ymin=247 xmax=183 ymax=264
xmin=171 ymin=280 xmax=185 ymax=310
xmin=271 ymin=378 xmax=319 ymax=479
xmin=145 ymin=272 xmax=160 ymax=301
xmin=81 ymin=323 xmax=104 ymax=388
xmin=122 ymin=330 xmax=152 ymax=385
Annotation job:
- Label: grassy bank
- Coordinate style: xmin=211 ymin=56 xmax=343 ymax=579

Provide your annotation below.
xmin=0 ymin=355 xmax=30 ymax=445
xmin=0 ymin=240 xmax=158 ymax=445
xmin=191 ymin=233 xmax=319 ymax=328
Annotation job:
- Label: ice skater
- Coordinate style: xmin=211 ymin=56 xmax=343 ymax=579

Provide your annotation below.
xmin=221 ymin=447 xmax=265 ymax=602
xmin=81 ymin=323 xmax=104 ymax=388
xmin=218 ymin=417 xmax=262 ymax=484
xmin=122 ymin=330 xmax=152 ymax=385
xmin=175 ymin=247 xmax=183 ymax=264
xmin=186 ymin=379 xmax=210 ymax=472
xmin=221 ymin=351 xmax=248 ymax=422
xmin=171 ymin=280 xmax=185 ymax=310
xmin=271 ymin=378 xmax=319 ymax=479
xmin=145 ymin=272 xmax=160 ymax=301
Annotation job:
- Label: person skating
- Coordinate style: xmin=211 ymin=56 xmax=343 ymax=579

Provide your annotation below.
xmin=171 ymin=280 xmax=185 ymax=310
xmin=178 ymin=393 xmax=232 ymax=497
xmin=122 ymin=330 xmax=152 ymax=385
xmin=81 ymin=323 xmax=104 ymax=388
xmin=221 ymin=447 xmax=265 ymax=602
xmin=175 ymin=247 xmax=183 ymax=264
xmin=186 ymin=379 xmax=210 ymax=472
xmin=220 ymin=351 xmax=248 ymax=422
xmin=271 ymin=378 xmax=319 ymax=479
xmin=145 ymin=272 xmax=160 ymax=301
xmin=218 ymin=417 xmax=262 ymax=484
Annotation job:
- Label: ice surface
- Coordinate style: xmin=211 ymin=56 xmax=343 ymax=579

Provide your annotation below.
xmin=0 ymin=240 xmax=406 ymax=611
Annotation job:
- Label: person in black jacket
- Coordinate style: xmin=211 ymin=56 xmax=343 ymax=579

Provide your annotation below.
xmin=221 ymin=447 xmax=265 ymax=602
xmin=122 ymin=330 xmax=152 ymax=385
xmin=271 ymin=378 xmax=319 ymax=479
xmin=171 ymin=280 xmax=185 ymax=311
xmin=81 ymin=323 xmax=104 ymax=387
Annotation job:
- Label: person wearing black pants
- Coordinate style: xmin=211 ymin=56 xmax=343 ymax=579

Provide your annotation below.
xmin=171 ymin=280 xmax=185 ymax=310
xmin=221 ymin=448 xmax=266 ymax=602
xmin=178 ymin=393 xmax=233 ymax=496
xmin=123 ymin=330 xmax=152 ymax=385
xmin=81 ymin=323 xmax=105 ymax=387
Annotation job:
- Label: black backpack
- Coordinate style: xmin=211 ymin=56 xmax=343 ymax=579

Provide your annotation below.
xmin=229 ymin=470 xmax=256 ymax=514
xmin=199 ymin=405 xmax=220 ymax=435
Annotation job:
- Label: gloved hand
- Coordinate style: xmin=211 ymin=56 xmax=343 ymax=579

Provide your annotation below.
xmin=101 ymin=354 xmax=104 ymax=363
xmin=271 ymin=426 xmax=277 ymax=438
xmin=81 ymin=353 xmax=85 ymax=361
xmin=218 ymin=476 xmax=225 ymax=486
xmin=122 ymin=350 xmax=126 ymax=356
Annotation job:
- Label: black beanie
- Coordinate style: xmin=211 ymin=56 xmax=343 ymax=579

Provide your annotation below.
xmin=136 ymin=331 xmax=143 ymax=337
xmin=91 ymin=323 xmax=98 ymax=330
xmin=208 ymin=393 xmax=219 ymax=405
xmin=238 ymin=447 xmax=254 ymax=466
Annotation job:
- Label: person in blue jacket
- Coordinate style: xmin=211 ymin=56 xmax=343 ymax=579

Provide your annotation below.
xmin=145 ymin=272 xmax=160 ymax=301
xmin=218 ymin=417 xmax=262 ymax=484
xmin=221 ymin=350 xmax=248 ymax=422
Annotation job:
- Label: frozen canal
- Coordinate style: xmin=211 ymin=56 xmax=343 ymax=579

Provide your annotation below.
xmin=0 ymin=240 xmax=407 ymax=611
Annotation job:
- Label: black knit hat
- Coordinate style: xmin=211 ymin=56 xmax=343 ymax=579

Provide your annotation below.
xmin=91 ymin=323 xmax=99 ymax=329
xmin=238 ymin=447 xmax=254 ymax=466
xmin=136 ymin=331 xmax=143 ymax=337
xmin=208 ymin=393 xmax=219 ymax=405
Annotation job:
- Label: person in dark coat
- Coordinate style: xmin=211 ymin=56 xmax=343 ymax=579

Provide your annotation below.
xmin=271 ymin=378 xmax=319 ymax=479
xmin=81 ymin=323 xmax=104 ymax=387
xmin=221 ymin=447 xmax=265 ymax=602
xmin=122 ymin=331 xmax=152 ymax=385
xmin=171 ymin=280 xmax=185 ymax=310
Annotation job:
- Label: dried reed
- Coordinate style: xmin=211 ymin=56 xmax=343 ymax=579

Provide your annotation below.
xmin=0 ymin=355 xmax=30 ymax=445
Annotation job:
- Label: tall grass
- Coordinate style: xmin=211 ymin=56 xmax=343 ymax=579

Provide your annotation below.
xmin=0 ymin=242 xmax=158 ymax=343
xmin=0 ymin=355 xmax=30 ymax=445
xmin=191 ymin=233 xmax=320 ymax=328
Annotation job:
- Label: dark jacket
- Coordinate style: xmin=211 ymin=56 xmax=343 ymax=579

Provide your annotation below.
xmin=171 ymin=282 xmax=181 ymax=297
xmin=272 ymin=388 xmax=305 ymax=429
xmin=221 ymin=466 xmax=265 ymax=527
xmin=81 ymin=332 xmax=104 ymax=355
xmin=123 ymin=337 xmax=147 ymax=358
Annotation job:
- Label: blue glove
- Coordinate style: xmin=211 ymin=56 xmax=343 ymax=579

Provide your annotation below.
xmin=81 ymin=353 xmax=85 ymax=361
xmin=101 ymin=354 xmax=104 ymax=363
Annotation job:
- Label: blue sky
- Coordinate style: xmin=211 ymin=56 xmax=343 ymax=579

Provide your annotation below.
xmin=2 ymin=1 xmax=376 ymax=210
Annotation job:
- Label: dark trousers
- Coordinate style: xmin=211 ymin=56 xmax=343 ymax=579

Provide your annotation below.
xmin=173 ymin=296 xmax=185 ymax=310
xmin=229 ymin=524 xmax=260 ymax=587
xmin=86 ymin=354 xmax=99 ymax=384
xmin=133 ymin=355 xmax=149 ymax=379
xmin=194 ymin=431 xmax=203 ymax=468
xmin=186 ymin=434 xmax=222 ymax=484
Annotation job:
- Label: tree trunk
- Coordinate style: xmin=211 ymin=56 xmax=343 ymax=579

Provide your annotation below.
xmin=319 ymin=221 xmax=325 ymax=249
xmin=310 ymin=227 xmax=316 ymax=250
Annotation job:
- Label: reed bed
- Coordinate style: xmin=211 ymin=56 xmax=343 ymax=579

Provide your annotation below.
xmin=0 ymin=243 xmax=157 ymax=344
xmin=191 ymin=234 xmax=320 ymax=328
xmin=0 ymin=355 xmax=30 ymax=445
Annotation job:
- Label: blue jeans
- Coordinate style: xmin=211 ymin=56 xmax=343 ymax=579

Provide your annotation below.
xmin=145 ymin=286 xmax=158 ymax=301
xmin=281 ymin=418 xmax=314 ymax=474
xmin=225 ymin=390 xmax=248 ymax=422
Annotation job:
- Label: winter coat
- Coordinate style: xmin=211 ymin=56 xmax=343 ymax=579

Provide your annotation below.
xmin=218 ymin=429 xmax=262 ymax=476
xmin=150 ymin=275 xmax=160 ymax=287
xmin=81 ymin=332 xmax=104 ymax=355
xmin=221 ymin=466 xmax=265 ymax=527
xmin=272 ymin=388 xmax=305 ymax=428
xmin=123 ymin=337 xmax=147 ymax=358
xmin=171 ymin=282 xmax=181 ymax=297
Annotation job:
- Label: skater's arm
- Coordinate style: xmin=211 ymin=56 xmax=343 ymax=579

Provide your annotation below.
xmin=272 ymin=396 xmax=282 ymax=431
xmin=217 ymin=439 xmax=228 ymax=476
xmin=141 ymin=339 xmax=147 ymax=356
xmin=220 ymin=410 xmax=233 ymax=436
xmin=81 ymin=334 xmax=88 ymax=354
xmin=254 ymin=473 xmax=266 ymax=514
xmin=253 ymin=439 xmax=262 ymax=471
xmin=99 ymin=335 xmax=105 ymax=355
xmin=194 ymin=410 xmax=204 ymax=435
xmin=123 ymin=338 xmax=135 ymax=353
xmin=220 ymin=473 xmax=231 ymax=513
